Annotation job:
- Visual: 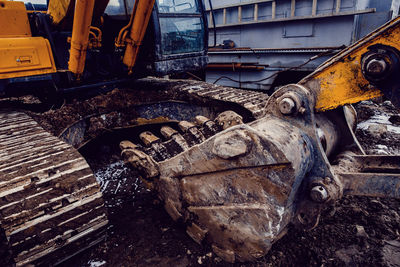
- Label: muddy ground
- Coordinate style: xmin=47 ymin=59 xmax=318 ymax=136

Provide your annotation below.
xmin=3 ymin=88 xmax=400 ymax=266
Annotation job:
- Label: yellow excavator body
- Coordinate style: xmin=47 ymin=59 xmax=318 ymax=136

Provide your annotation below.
xmin=0 ymin=1 xmax=56 ymax=79
xmin=0 ymin=0 xmax=155 ymax=80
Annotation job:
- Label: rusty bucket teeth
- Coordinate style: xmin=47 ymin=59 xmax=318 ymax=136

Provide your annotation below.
xmin=195 ymin=115 xmax=210 ymax=126
xmin=195 ymin=115 xmax=220 ymax=138
xmin=128 ymin=111 xmax=240 ymax=165
xmin=178 ymin=121 xmax=206 ymax=146
xmin=139 ymin=131 xmax=160 ymax=147
xmin=178 ymin=120 xmax=196 ymax=132
xmin=123 ymin=111 xmax=241 ymax=178
xmin=215 ymin=110 xmax=244 ymax=130
xmin=161 ymin=126 xmax=190 ymax=151
xmin=121 ymin=145 xmax=159 ymax=179
xmin=160 ymin=126 xmax=178 ymax=139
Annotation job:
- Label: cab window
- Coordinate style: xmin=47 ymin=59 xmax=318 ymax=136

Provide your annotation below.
xmin=157 ymin=0 xmax=199 ymax=14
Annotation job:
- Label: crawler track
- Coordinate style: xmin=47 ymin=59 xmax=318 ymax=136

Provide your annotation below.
xmin=0 ymin=110 xmax=107 ymax=266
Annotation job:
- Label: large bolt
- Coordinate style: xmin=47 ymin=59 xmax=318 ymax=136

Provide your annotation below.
xmin=365 ymin=58 xmax=387 ymax=77
xmin=278 ymin=97 xmax=296 ymax=115
xmin=310 ymin=185 xmax=329 ymax=203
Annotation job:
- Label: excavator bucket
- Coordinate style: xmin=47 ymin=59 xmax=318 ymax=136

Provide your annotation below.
xmin=121 ymin=16 xmax=400 ymax=262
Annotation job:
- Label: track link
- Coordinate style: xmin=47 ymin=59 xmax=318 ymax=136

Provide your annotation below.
xmin=135 ymin=78 xmax=270 ymax=119
xmin=176 ymin=81 xmax=269 ymax=119
xmin=0 ymin=110 xmax=108 ymax=266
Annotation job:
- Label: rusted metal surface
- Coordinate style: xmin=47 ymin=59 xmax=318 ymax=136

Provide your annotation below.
xmin=0 ymin=110 xmax=107 ymax=266
xmin=118 ymin=75 xmax=400 ymax=263
xmin=111 ymin=16 xmax=400 ymax=264
xmin=120 ymin=77 xmax=376 ymax=262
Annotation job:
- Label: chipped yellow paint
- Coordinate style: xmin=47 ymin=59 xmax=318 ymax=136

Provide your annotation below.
xmin=301 ymin=16 xmax=400 ymax=111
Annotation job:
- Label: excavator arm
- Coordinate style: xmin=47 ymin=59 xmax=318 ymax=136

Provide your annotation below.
xmin=120 ymin=16 xmax=400 ymax=263
xmin=48 ymin=0 xmax=155 ymax=77
xmin=301 ymin=16 xmax=400 ymax=110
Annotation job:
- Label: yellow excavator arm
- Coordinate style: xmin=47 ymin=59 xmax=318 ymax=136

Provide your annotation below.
xmin=300 ymin=16 xmax=400 ymax=111
xmin=48 ymin=0 xmax=156 ymax=78
xmin=0 ymin=0 xmax=157 ymax=80
xmin=47 ymin=0 xmax=109 ymax=27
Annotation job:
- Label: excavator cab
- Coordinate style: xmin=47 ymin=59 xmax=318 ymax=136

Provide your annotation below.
xmin=103 ymin=0 xmax=208 ymax=76
xmin=151 ymin=0 xmax=208 ymax=75
xmin=0 ymin=0 xmax=208 ymax=97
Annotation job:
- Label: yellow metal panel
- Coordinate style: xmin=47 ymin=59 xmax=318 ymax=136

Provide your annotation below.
xmin=0 ymin=37 xmax=57 ymax=79
xmin=47 ymin=0 xmax=73 ymax=26
xmin=0 ymin=1 xmax=31 ymax=37
xmin=0 ymin=48 xmax=40 ymax=68
xmin=47 ymin=0 xmax=110 ymax=28
xmin=300 ymin=17 xmax=400 ymax=111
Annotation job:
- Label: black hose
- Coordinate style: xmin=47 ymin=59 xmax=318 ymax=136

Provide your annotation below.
xmin=213 ymin=49 xmax=340 ymax=85
xmin=208 ymin=0 xmax=217 ymax=47
xmin=36 ymin=13 xmax=63 ymax=68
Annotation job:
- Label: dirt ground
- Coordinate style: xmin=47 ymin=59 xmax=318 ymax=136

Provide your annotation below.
xmin=56 ymin=98 xmax=400 ymax=266
xmin=3 ymin=89 xmax=400 ymax=266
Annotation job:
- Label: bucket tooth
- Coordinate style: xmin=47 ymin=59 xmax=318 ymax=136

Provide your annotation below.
xmin=121 ymin=144 xmax=159 ymax=179
xmin=160 ymin=126 xmax=178 ymax=139
xmin=178 ymin=121 xmax=205 ymax=146
xmin=195 ymin=115 xmax=220 ymax=138
xmin=137 ymin=130 xmax=174 ymax=162
xmin=161 ymin=126 xmax=190 ymax=151
xmin=195 ymin=115 xmax=210 ymax=126
xmin=139 ymin=131 xmax=160 ymax=147
xmin=120 ymin=140 xmax=138 ymax=150
xmin=178 ymin=121 xmax=196 ymax=132
xmin=149 ymin=142 xmax=173 ymax=162
xmin=215 ymin=111 xmax=243 ymax=130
